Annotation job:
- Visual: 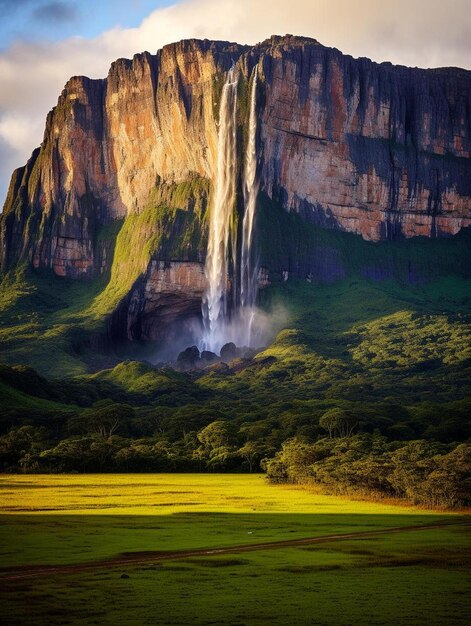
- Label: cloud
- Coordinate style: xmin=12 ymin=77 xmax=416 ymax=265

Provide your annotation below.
xmin=1 ymin=0 xmax=471 ymax=205
xmin=32 ymin=2 xmax=78 ymax=23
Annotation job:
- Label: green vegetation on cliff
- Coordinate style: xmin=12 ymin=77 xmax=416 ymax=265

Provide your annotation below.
xmin=0 ymin=176 xmax=210 ymax=374
xmin=91 ymin=176 xmax=209 ymax=318
xmin=256 ymin=194 xmax=471 ymax=283
xmin=1 ymin=193 xmax=469 ymax=378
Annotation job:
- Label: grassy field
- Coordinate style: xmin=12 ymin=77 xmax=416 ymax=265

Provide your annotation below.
xmin=0 ymin=474 xmax=469 ymax=625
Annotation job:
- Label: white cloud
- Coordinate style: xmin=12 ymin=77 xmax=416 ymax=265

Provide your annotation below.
xmin=0 ymin=113 xmax=43 ymax=152
xmin=1 ymin=0 xmax=471 ymax=204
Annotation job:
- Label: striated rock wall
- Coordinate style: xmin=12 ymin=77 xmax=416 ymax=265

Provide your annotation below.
xmin=0 ymin=39 xmax=244 ymax=278
xmin=1 ymin=35 xmax=470 ymax=338
xmin=257 ymin=36 xmax=471 ymax=240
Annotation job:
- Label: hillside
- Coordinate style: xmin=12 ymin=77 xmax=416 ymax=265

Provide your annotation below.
xmin=1 ymin=267 xmax=470 ymax=503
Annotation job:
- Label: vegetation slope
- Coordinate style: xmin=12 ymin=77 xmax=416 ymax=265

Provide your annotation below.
xmin=0 ymin=198 xmax=470 ymax=507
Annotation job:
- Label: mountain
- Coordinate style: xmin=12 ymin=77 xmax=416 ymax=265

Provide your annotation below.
xmin=0 ymin=36 xmax=470 ymax=487
xmin=0 ymin=35 xmax=470 ymax=370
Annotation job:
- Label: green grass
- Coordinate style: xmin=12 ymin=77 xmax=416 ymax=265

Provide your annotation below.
xmin=0 ymin=475 xmax=468 ymax=625
xmin=2 ymin=537 xmax=469 ymax=625
xmin=0 ymin=380 xmax=72 ymax=413
xmin=198 ymin=276 xmax=471 ymax=411
xmin=0 ymin=257 xmax=115 ymax=376
xmin=85 ymin=361 xmax=187 ymax=397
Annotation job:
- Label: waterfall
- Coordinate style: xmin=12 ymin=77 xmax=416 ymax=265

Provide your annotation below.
xmin=202 ymin=66 xmax=239 ymax=352
xmin=201 ymin=64 xmax=260 ymax=354
xmin=240 ymin=67 xmax=259 ymax=345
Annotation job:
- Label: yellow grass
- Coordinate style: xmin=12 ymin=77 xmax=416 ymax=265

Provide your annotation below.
xmin=0 ymin=473 xmax=444 ymax=516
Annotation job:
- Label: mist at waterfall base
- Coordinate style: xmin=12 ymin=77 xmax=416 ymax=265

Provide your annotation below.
xmin=200 ymin=302 xmax=287 ymax=357
xmin=149 ymin=303 xmax=288 ymax=366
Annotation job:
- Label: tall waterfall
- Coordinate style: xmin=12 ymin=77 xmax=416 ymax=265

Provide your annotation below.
xmin=201 ymin=65 xmax=260 ymax=354
xmin=239 ymin=67 xmax=259 ymax=346
xmin=202 ymin=67 xmax=239 ymax=352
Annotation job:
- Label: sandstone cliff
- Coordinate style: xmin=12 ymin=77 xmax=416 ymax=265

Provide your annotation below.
xmin=258 ymin=36 xmax=471 ymax=240
xmin=1 ymin=36 xmax=470 ymax=332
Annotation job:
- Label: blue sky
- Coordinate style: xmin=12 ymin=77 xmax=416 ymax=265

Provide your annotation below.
xmin=0 ymin=0 xmax=470 ymax=204
xmin=0 ymin=1 xmax=173 ymax=48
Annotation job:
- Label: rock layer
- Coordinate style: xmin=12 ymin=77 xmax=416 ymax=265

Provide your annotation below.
xmin=126 ymin=260 xmax=206 ymax=341
xmin=0 ymin=40 xmax=243 ymax=278
xmin=258 ymin=36 xmax=471 ymax=240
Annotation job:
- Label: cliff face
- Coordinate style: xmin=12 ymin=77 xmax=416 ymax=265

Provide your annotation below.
xmin=1 ymin=36 xmax=470 ymax=327
xmin=0 ymin=39 xmax=243 ymax=278
xmin=258 ymin=36 xmax=471 ymax=240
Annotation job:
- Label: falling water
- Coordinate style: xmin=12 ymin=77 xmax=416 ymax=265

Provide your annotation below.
xmin=202 ymin=66 xmax=239 ymax=352
xmin=239 ymin=66 xmax=259 ymax=346
xmin=201 ymin=64 xmax=262 ymax=354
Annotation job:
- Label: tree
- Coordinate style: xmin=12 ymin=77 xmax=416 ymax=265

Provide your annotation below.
xmin=418 ymin=444 xmax=471 ymax=508
xmin=265 ymin=457 xmax=288 ymax=483
xmin=238 ymin=441 xmax=264 ymax=472
xmin=319 ymin=410 xmax=338 ymax=438
xmin=69 ymin=403 xmax=135 ymax=439
xmin=0 ymin=426 xmax=46 ymax=471
xmin=387 ymin=440 xmax=447 ymax=502
xmin=197 ymin=421 xmax=233 ymax=450
xmin=38 ymin=437 xmax=95 ymax=472
xmin=195 ymin=421 xmax=237 ymax=470
xmin=319 ymin=408 xmax=357 ymax=438
xmin=271 ymin=438 xmax=324 ymax=483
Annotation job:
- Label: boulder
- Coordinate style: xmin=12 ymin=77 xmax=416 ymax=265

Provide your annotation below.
xmin=220 ymin=342 xmax=237 ymax=362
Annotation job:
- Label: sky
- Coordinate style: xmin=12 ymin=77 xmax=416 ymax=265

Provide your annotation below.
xmin=1 ymin=0 xmax=470 ymax=204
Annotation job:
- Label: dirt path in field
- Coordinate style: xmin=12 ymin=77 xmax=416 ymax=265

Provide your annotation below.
xmin=1 ymin=520 xmax=469 ymax=581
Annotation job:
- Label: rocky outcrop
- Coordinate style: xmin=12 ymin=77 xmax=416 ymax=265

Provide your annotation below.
xmin=1 ymin=35 xmax=470 ymax=338
xmin=125 ymin=260 xmax=206 ymax=341
xmin=0 ymin=40 xmax=244 ymax=278
xmin=257 ymin=36 xmax=471 ymax=240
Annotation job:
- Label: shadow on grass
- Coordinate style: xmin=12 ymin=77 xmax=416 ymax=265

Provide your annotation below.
xmin=0 ymin=511 xmax=467 ymax=570
xmin=0 ymin=513 xmax=469 ymax=626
